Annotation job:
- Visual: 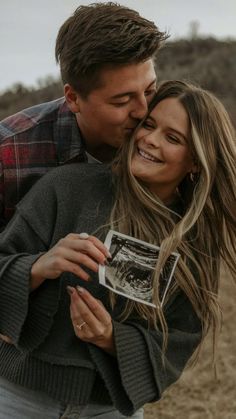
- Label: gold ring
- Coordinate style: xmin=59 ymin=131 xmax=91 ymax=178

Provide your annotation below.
xmin=76 ymin=321 xmax=86 ymax=330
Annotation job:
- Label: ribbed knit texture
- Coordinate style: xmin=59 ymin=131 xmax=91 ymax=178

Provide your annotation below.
xmin=0 ymin=343 xmax=96 ymax=404
xmin=0 ymin=164 xmax=202 ymax=415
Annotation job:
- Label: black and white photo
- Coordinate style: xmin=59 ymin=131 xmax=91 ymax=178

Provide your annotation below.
xmin=99 ymin=230 xmax=180 ymax=307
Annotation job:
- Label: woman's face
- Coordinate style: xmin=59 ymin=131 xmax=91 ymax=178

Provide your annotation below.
xmin=131 ymin=97 xmax=196 ymax=203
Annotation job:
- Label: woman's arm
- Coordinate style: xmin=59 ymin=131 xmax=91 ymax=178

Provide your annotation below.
xmin=0 ymin=213 xmax=49 ymax=346
xmin=69 ymin=286 xmax=201 ymax=416
xmin=0 ymin=217 xmax=110 ymax=350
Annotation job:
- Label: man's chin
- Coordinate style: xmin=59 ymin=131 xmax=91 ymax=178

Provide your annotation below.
xmin=124 ymin=130 xmax=133 ymax=140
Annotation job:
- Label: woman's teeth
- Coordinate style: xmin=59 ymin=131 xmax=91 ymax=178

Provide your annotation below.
xmin=138 ymin=148 xmax=159 ymax=162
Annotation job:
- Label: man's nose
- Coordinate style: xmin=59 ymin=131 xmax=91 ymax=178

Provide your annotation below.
xmin=130 ymin=95 xmax=148 ymax=120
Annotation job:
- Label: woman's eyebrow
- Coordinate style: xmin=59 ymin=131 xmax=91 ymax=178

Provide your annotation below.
xmin=168 ymin=128 xmax=188 ymax=141
xmin=144 ymin=115 xmax=156 ymax=123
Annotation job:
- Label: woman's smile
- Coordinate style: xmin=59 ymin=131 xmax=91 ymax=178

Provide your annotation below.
xmin=131 ymin=97 xmax=196 ymax=202
xmin=137 ymin=146 xmax=163 ymax=163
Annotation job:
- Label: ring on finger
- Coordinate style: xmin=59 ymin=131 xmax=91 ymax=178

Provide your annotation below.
xmin=79 ymin=233 xmax=89 ymax=239
xmin=76 ymin=321 xmax=86 ymax=330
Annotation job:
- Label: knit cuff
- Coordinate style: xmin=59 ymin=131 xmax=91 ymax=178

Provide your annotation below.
xmin=88 ymin=320 xmax=157 ymax=416
xmin=0 ymin=254 xmax=60 ymax=352
xmin=0 ymin=254 xmax=39 ymax=342
xmin=113 ymin=321 xmax=157 ymax=407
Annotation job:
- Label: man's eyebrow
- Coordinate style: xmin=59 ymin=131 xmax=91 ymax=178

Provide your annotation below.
xmin=110 ymin=79 xmax=157 ymax=100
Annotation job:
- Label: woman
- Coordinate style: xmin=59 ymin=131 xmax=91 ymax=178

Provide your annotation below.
xmin=0 ymin=80 xmax=235 ymax=419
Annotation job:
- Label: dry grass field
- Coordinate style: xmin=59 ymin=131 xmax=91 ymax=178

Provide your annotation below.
xmin=144 ymin=269 xmax=236 ymax=419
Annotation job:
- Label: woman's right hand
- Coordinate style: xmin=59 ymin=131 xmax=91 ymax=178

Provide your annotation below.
xmin=30 ymin=233 xmax=111 ymax=290
xmin=0 ymin=334 xmax=13 ymax=344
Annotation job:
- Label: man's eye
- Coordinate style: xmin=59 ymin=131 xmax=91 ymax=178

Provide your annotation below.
xmin=112 ymin=101 xmax=129 ymax=107
xmin=145 ymin=89 xmax=156 ymax=97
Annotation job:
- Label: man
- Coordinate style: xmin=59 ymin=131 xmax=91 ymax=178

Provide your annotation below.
xmin=0 ymin=2 xmax=167 ymax=228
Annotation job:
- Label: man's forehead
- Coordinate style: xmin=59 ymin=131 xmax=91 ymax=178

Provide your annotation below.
xmin=109 ymin=80 xmax=157 ymax=99
xmin=96 ymin=61 xmax=157 ymax=96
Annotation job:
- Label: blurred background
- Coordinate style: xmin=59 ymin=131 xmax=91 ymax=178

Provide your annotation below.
xmin=0 ymin=0 xmax=236 ymax=92
xmin=1 ymin=0 xmax=236 ymax=123
xmin=0 ymin=2 xmax=236 ymax=417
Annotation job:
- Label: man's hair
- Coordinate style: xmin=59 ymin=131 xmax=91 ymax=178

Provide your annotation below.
xmin=55 ymin=2 xmax=168 ymax=97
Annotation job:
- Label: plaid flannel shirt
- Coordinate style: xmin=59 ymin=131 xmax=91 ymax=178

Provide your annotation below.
xmin=0 ymin=98 xmax=87 ymax=229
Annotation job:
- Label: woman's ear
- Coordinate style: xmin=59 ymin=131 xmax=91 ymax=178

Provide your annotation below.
xmin=190 ymin=155 xmax=199 ymax=174
xmin=64 ymin=84 xmax=81 ymax=113
xmin=191 ymin=163 xmax=199 ymax=174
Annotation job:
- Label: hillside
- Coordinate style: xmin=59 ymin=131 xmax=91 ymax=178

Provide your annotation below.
xmin=155 ymin=37 xmax=236 ymax=123
xmin=0 ymin=37 xmax=235 ymax=124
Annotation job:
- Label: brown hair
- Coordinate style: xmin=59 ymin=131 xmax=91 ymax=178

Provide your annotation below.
xmin=55 ymin=2 xmax=168 ymax=97
xmin=110 ymin=80 xmax=236 ymax=360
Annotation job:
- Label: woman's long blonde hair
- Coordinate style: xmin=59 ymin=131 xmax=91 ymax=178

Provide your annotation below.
xmin=109 ymin=80 xmax=236 ymax=355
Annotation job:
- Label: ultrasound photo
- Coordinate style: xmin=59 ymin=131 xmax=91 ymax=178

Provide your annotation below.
xmin=99 ymin=230 xmax=180 ymax=307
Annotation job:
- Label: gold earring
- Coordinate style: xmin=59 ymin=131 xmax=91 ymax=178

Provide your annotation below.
xmin=190 ymin=172 xmax=194 ymax=182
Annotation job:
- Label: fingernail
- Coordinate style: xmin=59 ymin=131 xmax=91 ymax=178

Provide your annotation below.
xmin=66 ymin=286 xmax=74 ymax=295
xmin=76 ymin=286 xmax=84 ymax=294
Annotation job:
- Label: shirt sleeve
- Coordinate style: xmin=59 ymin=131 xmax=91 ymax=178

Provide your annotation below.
xmin=0 ymin=145 xmax=6 ymax=231
xmin=0 ymin=177 xmax=60 ymax=352
xmin=88 ymin=291 xmax=201 ymax=416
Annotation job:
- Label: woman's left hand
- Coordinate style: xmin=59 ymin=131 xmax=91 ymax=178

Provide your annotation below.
xmin=68 ymin=286 xmax=116 ymax=355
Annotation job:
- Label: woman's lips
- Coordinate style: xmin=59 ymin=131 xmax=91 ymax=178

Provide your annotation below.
xmin=138 ymin=147 xmax=162 ymax=163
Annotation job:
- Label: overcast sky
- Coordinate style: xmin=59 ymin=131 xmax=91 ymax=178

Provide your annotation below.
xmin=1 ymin=0 xmax=235 ymax=92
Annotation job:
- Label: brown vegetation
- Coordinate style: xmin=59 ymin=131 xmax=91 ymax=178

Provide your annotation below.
xmin=0 ymin=77 xmax=63 ymax=121
xmin=155 ymin=37 xmax=236 ymax=124
xmin=0 ymin=38 xmax=236 ymax=126
xmin=144 ymin=269 xmax=236 ymax=419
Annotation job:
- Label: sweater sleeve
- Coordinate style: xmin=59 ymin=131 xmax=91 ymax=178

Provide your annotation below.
xmin=0 ymin=178 xmax=60 ymax=352
xmin=88 ymin=291 xmax=201 ymax=416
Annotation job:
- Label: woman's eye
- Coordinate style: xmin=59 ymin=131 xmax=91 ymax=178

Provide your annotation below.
xmin=167 ymin=135 xmax=180 ymax=143
xmin=142 ymin=120 xmax=154 ymax=130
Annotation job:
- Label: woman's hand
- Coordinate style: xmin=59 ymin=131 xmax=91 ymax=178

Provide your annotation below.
xmin=68 ymin=286 xmax=116 ymax=355
xmin=30 ymin=233 xmax=111 ymax=290
xmin=0 ymin=334 xmax=13 ymax=344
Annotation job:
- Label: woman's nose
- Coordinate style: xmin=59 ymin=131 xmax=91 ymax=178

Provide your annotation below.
xmin=143 ymin=130 xmax=161 ymax=148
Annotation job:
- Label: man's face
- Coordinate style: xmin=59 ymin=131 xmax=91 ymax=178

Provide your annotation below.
xmin=65 ymin=60 xmax=156 ymax=161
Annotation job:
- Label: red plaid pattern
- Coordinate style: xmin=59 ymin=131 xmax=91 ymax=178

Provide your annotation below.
xmin=0 ymin=98 xmax=86 ymax=229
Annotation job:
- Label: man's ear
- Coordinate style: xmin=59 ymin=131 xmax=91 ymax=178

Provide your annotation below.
xmin=64 ymin=84 xmax=81 ymax=113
